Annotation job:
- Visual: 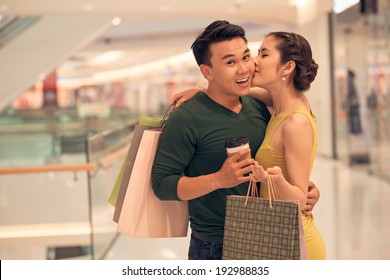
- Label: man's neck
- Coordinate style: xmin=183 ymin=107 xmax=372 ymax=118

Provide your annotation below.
xmin=205 ymin=88 xmax=242 ymax=113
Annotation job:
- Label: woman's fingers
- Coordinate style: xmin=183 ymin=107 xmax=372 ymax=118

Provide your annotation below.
xmin=267 ymin=166 xmax=282 ymax=174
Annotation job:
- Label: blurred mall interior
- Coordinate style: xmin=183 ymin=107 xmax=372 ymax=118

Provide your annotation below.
xmin=0 ymin=0 xmax=390 ymax=260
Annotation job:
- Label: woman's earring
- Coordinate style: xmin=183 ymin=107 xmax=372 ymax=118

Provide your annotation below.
xmin=282 ymin=76 xmax=286 ymax=81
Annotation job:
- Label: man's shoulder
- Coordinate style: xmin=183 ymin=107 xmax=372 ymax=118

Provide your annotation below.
xmin=172 ymin=94 xmax=208 ymax=116
xmin=166 ymin=97 xmax=202 ymax=126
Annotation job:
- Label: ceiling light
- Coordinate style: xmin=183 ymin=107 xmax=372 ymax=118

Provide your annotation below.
xmin=160 ymin=5 xmax=171 ymax=12
xmin=112 ymin=17 xmax=121 ymax=26
xmin=88 ymin=51 xmax=126 ymax=66
xmin=289 ymin=0 xmax=309 ymax=6
xmin=82 ymin=4 xmax=95 ymax=11
xmin=333 ymin=0 xmax=359 ymax=14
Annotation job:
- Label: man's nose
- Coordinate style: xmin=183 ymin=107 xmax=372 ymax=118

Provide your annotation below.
xmin=237 ymin=61 xmax=250 ymax=73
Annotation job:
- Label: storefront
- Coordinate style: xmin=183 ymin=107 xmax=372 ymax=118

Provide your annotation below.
xmin=332 ymin=0 xmax=390 ymax=180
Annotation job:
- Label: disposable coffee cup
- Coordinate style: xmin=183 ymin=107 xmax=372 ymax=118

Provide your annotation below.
xmin=225 ymin=137 xmax=250 ymax=161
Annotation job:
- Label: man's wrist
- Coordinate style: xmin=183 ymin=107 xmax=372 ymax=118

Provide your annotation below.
xmin=208 ymin=173 xmax=221 ymax=191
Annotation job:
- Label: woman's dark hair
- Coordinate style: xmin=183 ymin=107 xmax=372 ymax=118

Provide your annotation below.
xmin=267 ymin=32 xmax=318 ymax=91
xmin=191 ymin=20 xmax=247 ymax=66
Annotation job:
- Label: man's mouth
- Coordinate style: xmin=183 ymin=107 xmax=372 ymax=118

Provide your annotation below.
xmin=236 ymin=77 xmax=249 ymax=84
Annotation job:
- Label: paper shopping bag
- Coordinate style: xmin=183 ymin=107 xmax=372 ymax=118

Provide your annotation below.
xmin=109 ymin=106 xmax=175 ymax=222
xmin=117 ymin=129 xmax=189 ymax=238
xmin=222 ymin=180 xmax=306 ymax=260
xmin=108 ymin=124 xmax=160 ymax=208
xmin=108 ymin=149 xmax=128 ymax=207
xmin=112 ymin=125 xmax=159 ymax=222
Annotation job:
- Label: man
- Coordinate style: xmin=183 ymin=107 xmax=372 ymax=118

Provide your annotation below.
xmin=152 ymin=20 xmax=318 ymax=260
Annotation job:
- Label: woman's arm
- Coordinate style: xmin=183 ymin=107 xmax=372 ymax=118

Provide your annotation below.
xmin=249 ymin=87 xmax=273 ymax=107
xmin=168 ymin=86 xmax=204 ymax=107
xmin=275 ymin=113 xmax=314 ymax=209
xmin=250 ymin=113 xmax=314 ymax=210
xmin=169 ymin=86 xmax=273 ymax=108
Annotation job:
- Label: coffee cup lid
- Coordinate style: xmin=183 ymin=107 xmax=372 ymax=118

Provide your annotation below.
xmin=225 ymin=137 xmax=249 ymax=148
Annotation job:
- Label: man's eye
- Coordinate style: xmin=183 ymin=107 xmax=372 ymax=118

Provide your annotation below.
xmin=227 ymin=61 xmax=235 ymax=65
xmin=243 ymin=55 xmax=251 ymax=61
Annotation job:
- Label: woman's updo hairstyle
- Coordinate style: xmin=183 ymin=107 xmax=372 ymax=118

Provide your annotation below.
xmin=267 ymin=32 xmax=318 ymax=91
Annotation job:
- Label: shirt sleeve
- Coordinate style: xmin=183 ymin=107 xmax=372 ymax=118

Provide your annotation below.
xmin=152 ymin=107 xmax=198 ymax=200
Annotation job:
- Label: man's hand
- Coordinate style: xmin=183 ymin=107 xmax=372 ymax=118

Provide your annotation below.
xmin=302 ymin=181 xmax=320 ymax=215
xmin=212 ymin=148 xmax=254 ymax=190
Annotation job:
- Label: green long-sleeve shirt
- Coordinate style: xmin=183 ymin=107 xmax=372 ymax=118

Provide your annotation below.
xmin=152 ymin=92 xmax=270 ymax=242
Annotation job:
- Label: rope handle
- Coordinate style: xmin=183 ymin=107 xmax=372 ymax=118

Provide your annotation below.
xmin=245 ymin=175 xmax=278 ymax=208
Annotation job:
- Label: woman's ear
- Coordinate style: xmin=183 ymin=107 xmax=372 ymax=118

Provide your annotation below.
xmin=200 ymin=64 xmax=213 ymax=81
xmin=283 ymin=60 xmax=296 ymax=75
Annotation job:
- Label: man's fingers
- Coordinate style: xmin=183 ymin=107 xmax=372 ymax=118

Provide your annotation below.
xmin=229 ymin=148 xmax=251 ymax=161
xmin=236 ymin=158 xmax=254 ymax=168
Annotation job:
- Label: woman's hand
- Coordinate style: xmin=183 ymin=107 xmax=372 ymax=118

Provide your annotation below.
xmin=168 ymin=87 xmax=203 ymax=107
xmin=249 ymin=161 xmax=268 ymax=184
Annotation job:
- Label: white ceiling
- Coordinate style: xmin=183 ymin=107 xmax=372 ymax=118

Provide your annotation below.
xmin=0 ymin=0 xmax=304 ymax=78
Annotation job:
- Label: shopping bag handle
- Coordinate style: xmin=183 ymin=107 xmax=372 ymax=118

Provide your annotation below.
xmin=245 ymin=176 xmax=277 ymax=209
xmin=161 ymin=104 xmax=176 ymax=129
xmin=266 ymin=175 xmax=278 ymax=208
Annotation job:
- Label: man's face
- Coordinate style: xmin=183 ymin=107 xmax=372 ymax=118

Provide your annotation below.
xmin=205 ymin=37 xmax=254 ymax=97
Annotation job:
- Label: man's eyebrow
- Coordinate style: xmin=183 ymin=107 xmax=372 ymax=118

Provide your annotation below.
xmin=222 ymin=48 xmax=251 ymax=60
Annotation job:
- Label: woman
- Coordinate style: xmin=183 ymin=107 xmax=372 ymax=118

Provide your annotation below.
xmin=249 ymin=32 xmax=326 ymax=260
xmin=169 ymin=31 xmax=326 ymax=259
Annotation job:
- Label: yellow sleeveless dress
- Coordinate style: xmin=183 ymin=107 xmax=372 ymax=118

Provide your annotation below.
xmin=255 ymin=109 xmax=326 ymax=260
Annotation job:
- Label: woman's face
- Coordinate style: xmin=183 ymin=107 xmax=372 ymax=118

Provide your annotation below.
xmin=252 ymin=35 xmax=285 ymax=89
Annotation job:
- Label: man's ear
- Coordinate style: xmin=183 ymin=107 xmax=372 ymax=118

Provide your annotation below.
xmin=200 ymin=64 xmax=213 ymax=81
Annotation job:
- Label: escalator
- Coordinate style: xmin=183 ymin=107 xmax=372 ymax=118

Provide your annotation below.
xmin=0 ymin=14 xmax=114 ymax=111
xmin=0 ymin=15 xmax=41 ymax=48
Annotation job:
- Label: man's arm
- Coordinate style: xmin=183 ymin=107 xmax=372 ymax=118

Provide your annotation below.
xmin=177 ymin=149 xmax=254 ymax=200
xmin=152 ymin=108 xmax=254 ymax=201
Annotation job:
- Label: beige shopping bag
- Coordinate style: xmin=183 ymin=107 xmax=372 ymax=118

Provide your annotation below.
xmin=111 ymin=125 xmax=158 ymax=223
xmin=117 ymin=129 xmax=189 ymax=238
xmin=109 ymin=105 xmax=175 ymax=222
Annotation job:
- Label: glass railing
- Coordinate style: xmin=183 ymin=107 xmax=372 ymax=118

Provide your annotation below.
xmin=0 ymin=159 xmax=94 ymax=260
xmin=86 ymin=122 xmax=136 ymax=259
xmin=0 ymin=107 xmax=139 ymax=259
xmin=0 ymin=106 xmax=137 ymax=167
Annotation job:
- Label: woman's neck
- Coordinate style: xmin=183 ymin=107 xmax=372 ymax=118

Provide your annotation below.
xmin=271 ymin=89 xmax=308 ymax=116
